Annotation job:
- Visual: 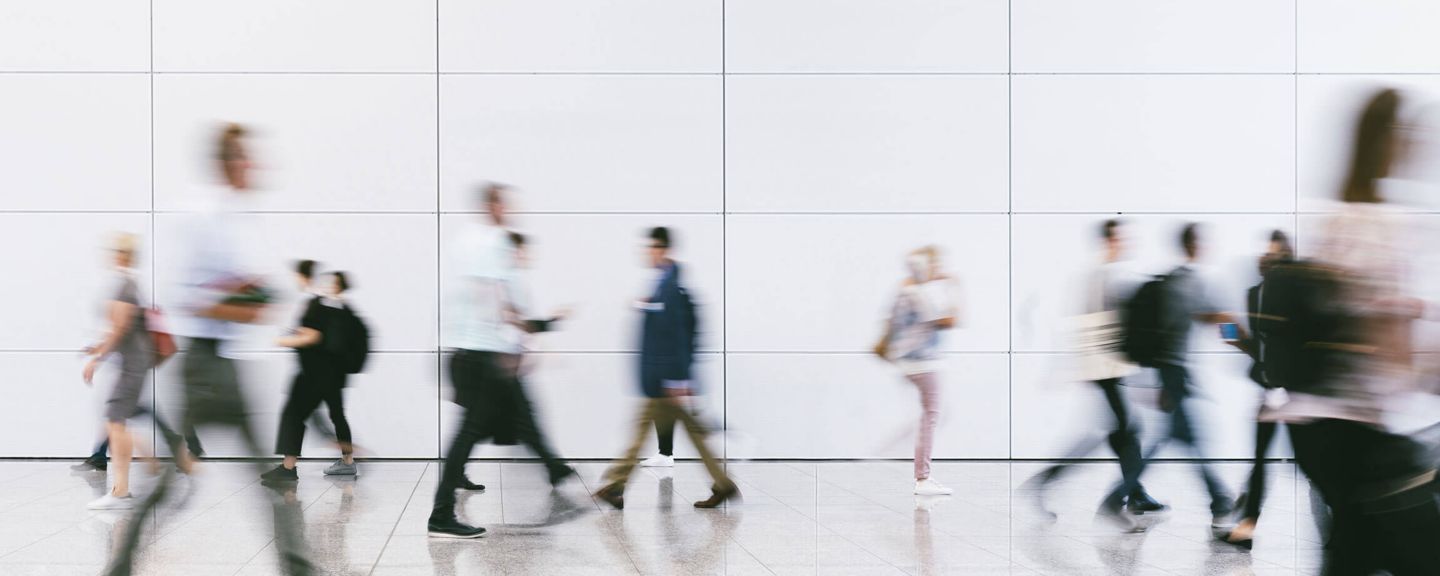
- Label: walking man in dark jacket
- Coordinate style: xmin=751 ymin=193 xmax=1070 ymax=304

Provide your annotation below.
xmin=595 ymin=227 xmax=738 ymax=510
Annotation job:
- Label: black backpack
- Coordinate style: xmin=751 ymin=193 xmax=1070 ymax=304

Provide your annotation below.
xmin=1255 ymin=260 xmax=1355 ymax=393
xmin=326 ymin=304 xmax=371 ymax=375
xmin=1121 ymin=275 xmax=1170 ymax=367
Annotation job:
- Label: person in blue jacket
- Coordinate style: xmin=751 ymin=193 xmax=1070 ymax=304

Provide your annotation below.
xmin=595 ymin=227 xmax=737 ymax=510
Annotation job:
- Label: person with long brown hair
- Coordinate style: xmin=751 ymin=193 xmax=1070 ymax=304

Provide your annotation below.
xmin=1274 ymin=87 xmax=1440 ymax=574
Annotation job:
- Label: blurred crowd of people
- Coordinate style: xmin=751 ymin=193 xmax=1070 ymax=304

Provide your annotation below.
xmin=69 ymin=87 xmax=1440 ymax=575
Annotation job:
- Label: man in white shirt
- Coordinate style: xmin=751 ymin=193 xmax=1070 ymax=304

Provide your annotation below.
xmin=107 ymin=124 xmax=313 ymax=576
xmin=429 ymin=184 xmax=573 ymax=540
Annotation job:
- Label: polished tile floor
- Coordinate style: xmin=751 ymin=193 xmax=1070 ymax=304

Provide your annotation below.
xmin=0 ymin=460 xmax=1323 ymax=575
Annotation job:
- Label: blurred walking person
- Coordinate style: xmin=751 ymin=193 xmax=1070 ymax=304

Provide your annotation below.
xmin=1271 ymin=88 xmax=1440 ymax=575
xmin=430 ymin=184 xmax=573 ymax=539
xmin=873 ymin=245 xmax=959 ymax=496
xmin=594 ymin=227 xmax=737 ymax=510
xmin=1216 ymin=230 xmax=1294 ymax=548
xmin=105 ymin=124 xmax=312 ymax=576
xmin=261 ymin=262 xmax=363 ymax=483
xmin=80 ymin=233 xmax=189 ymax=509
xmin=1133 ymin=223 xmax=1240 ymax=531
xmin=1021 ymin=220 xmax=1163 ymax=525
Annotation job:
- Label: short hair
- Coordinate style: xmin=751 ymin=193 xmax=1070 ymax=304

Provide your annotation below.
xmin=508 ymin=231 xmax=526 ymax=248
xmin=331 ymin=271 xmax=351 ymax=293
xmin=1101 ymin=219 xmax=1122 ymax=241
xmin=648 ymin=226 xmax=672 ymax=249
xmin=480 ymin=182 xmax=509 ymax=208
xmin=216 ymin=123 xmax=247 ymax=163
xmin=295 ymin=259 xmax=317 ymax=280
xmin=1269 ymin=229 xmax=1295 ymax=259
xmin=1180 ymin=223 xmax=1200 ymax=257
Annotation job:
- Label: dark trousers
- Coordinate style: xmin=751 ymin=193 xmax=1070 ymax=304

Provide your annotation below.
xmin=1241 ymin=418 xmax=1280 ymax=521
xmin=1033 ymin=379 xmax=1147 ymax=506
xmin=1291 ymin=418 xmax=1440 ymax=576
xmin=107 ymin=338 xmax=312 ymax=576
xmin=275 ymin=369 xmax=351 ymax=456
xmin=431 ymin=350 xmax=568 ymax=520
xmin=89 ymin=404 xmax=203 ymax=461
xmin=1147 ymin=363 xmax=1232 ymax=516
xmin=656 ymin=418 xmax=676 ymax=456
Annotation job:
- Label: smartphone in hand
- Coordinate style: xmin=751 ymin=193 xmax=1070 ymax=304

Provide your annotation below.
xmin=1218 ymin=322 xmax=1240 ymax=342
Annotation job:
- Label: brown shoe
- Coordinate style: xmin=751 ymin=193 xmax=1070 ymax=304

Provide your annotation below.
xmin=694 ymin=485 xmax=739 ymax=509
xmin=594 ymin=484 xmax=624 ymax=510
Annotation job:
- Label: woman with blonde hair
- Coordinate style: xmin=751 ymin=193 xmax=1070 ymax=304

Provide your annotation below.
xmin=82 ymin=233 xmax=184 ymax=509
xmin=876 ymin=245 xmax=960 ymax=495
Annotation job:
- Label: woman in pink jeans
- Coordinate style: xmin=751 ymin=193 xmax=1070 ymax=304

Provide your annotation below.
xmin=876 ymin=246 xmax=960 ymax=496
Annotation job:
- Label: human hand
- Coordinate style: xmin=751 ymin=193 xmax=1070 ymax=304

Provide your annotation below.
xmin=82 ymin=358 xmax=100 ymax=386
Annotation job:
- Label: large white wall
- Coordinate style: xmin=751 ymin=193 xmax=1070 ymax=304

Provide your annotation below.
xmin=4 ymin=1 xmax=1440 ymax=460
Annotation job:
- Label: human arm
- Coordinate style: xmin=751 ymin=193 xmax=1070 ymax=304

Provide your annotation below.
xmin=83 ymin=299 xmax=137 ymax=384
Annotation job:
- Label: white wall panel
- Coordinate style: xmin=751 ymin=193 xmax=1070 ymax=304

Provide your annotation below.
xmin=1011 ymin=214 xmax=1292 ymax=353
xmin=727 ymin=215 xmax=1008 ymax=352
xmin=0 ymin=214 xmax=150 ymax=350
xmin=1012 ymin=75 xmax=1295 ymax=213
xmin=0 ymin=353 xmax=126 ymax=457
xmin=1011 ymin=352 xmax=1283 ymax=460
xmin=151 ymin=213 xmax=438 ymax=352
xmin=440 ymin=214 xmax=723 ymax=353
xmin=440 ymin=75 xmax=721 ymax=213
xmin=153 ymin=352 xmax=440 ymax=458
xmin=726 ymin=353 xmax=1008 ymax=459
xmin=725 ymin=0 xmax=1007 ymax=73
xmin=1299 ymin=1 xmax=1440 ymax=73
xmin=153 ymin=74 xmax=437 ymax=213
xmin=439 ymin=353 xmax=724 ymax=460
xmin=440 ymin=0 xmax=720 ymax=73
xmin=0 ymin=75 xmax=150 ymax=211
xmin=1013 ymin=0 xmax=1293 ymax=73
xmin=153 ymin=0 xmax=435 ymax=72
xmin=0 ymin=2 xmax=148 ymax=71
xmin=726 ymin=75 xmax=1008 ymax=213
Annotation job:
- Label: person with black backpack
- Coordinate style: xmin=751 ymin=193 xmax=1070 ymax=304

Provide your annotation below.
xmin=1134 ymin=223 xmax=1243 ymax=532
xmin=594 ymin=227 xmax=738 ymax=510
xmin=1022 ymin=219 xmax=1164 ymax=528
xmin=261 ymin=261 xmax=361 ymax=483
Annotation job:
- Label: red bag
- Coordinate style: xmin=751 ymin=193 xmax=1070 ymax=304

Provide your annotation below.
xmin=146 ymin=307 xmax=177 ymax=366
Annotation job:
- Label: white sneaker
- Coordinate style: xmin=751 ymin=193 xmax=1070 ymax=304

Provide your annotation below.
xmin=914 ymin=479 xmax=953 ymax=496
xmin=639 ymin=454 xmax=674 ymax=468
xmin=88 ymin=493 xmax=134 ymax=510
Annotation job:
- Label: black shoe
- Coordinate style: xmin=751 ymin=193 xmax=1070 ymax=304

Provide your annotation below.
xmin=549 ymin=466 xmax=578 ymax=487
xmin=1215 ymin=529 xmax=1254 ymax=551
xmin=459 ymin=478 xmax=486 ymax=492
xmin=594 ymin=485 xmax=624 ymax=510
xmin=1126 ymin=491 xmax=1168 ymax=514
xmin=260 ymin=465 xmax=298 ymax=484
xmin=71 ymin=459 xmax=106 ymax=472
xmin=427 ymin=517 xmax=487 ymax=539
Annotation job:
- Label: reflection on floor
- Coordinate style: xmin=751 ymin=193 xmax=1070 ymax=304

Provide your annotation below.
xmin=0 ymin=460 xmax=1322 ymax=575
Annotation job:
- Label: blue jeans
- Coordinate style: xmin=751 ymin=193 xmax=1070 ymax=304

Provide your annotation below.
xmin=1146 ymin=363 xmax=1233 ymax=517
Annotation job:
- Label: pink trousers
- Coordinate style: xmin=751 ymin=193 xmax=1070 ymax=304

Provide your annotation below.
xmin=908 ymin=372 xmax=940 ymax=480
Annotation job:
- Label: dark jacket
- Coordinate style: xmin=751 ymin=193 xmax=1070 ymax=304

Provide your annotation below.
xmin=1244 ymin=282 xmax=1278 ymax=388
xmin=639 ymin=262 xmax=697 ymax=397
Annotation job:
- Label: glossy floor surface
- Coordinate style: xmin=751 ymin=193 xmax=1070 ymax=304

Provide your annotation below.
xmin=0 ymin=460 xmax=1323 ymax=575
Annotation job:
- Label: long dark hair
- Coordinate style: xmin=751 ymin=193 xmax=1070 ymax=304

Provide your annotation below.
xmin=1340 ymin=88 xmax=1402 ymax=203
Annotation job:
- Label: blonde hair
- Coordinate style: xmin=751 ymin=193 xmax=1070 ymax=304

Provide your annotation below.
xmin=111 ymin=232 xmax=138 ymax=255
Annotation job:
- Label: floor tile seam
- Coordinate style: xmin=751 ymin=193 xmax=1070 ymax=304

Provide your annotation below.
xmin=366 ymin=462 xmax=428 ymax=576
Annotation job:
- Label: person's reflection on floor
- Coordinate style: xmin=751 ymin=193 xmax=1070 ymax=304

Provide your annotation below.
xmin=264 ymin=481 xmax=314 ymax=575
xmin=913 ymin=496 xmax=941 ymax=576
